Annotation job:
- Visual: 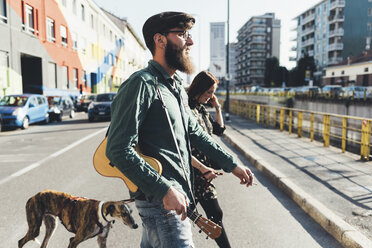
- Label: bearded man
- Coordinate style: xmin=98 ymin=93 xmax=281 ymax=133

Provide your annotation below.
xmin=106 ymin=12 xmax=254 ymax=248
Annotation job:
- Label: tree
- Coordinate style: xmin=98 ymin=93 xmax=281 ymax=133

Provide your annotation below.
xmin=288 ymin=55 xmax=316 ymax=86
xmin=264 ymin=57 xmax=280 ymax=87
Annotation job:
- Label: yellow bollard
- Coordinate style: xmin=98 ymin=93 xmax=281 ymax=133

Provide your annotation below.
xmin=256 ymin=105 xmax=260 ymax=124
xmin=289 ymin=110 xmax=293 ymax=135
xmin=360 ymin=120 xmax=371 ymax=160
xmin=248 ymin=104 xmax=252 ymax=120
xmin=310 ymin=113 xmax=314 ymax=141
xmin=323 ymin=115 xmax=330 ymax=147
xmin=267 ymin=107 xmax=271 ymax=127
xmin=298 ymin=112 xmax=303 ymax=138
xmin=280 ymin=109 xmax=284 ymax=132
xmin=342 ymin=117 xmax=347 ymax=153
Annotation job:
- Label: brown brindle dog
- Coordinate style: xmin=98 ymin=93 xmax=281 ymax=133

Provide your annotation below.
xmin=18 ymin=190 xmax=138 ymax=248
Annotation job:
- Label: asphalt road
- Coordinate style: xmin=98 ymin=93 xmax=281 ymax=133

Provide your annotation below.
xmin=0 ymin=113 xmax=342 ymax=247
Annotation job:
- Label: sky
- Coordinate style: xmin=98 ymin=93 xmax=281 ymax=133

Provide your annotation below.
xmin=93 ymin=0 xmax=321 ymax=73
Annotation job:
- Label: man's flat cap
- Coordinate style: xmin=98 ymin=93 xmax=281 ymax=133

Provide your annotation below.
xmin=142 ymin=12 xmax=195 ymax=50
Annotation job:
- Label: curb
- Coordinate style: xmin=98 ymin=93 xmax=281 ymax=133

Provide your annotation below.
xmin=223 ymin=131 xmax=372 ymax=248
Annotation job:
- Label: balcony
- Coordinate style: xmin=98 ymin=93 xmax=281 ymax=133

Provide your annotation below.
xmin=328 ymin=57 xmax=343 ymax=65
xmin=302 ymin=13 xmax=315 ymax=24
xmin=329 ymin=28 xmax=344 ymax=37
xmin=302 ymin=38 xmax=314 ymax=47
xmin=249 ymin=21 xmax=266 ymax=28
xmin=308 ymin=50 xmax=314 ymax=57
xmin=330 ymin=0 xmax=345 ymax=10
xmin=328 ymin=43 xmax=344 ymax=51
xmin=289 ymin=56 xmax=297 ymax=61
xmin=329 ymin=15 xmax=344 ymax=24
xmin=250 ymin=38 xmax=266 ymax=44
xmin=301 ymin=27 xmax=315 ymax=36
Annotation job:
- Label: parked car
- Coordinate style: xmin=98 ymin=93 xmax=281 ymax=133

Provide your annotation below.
xmin=77 ymin=94 xmax=96 ymax=112
xmin=0 ymin=94 xmax=49 ymax=129
xmin=88 ymin=93 xmax=116 ymax=122
xmin=301 ymin=86 xmax=320 ymax=96
xmin=343 ymin=86 xmax=370 ymax=99
xmin=0 ymin=113 xmax=2 ymax=131
xmin=321 ymin=85 xmax=343 ymax=98
xmin=47 ymin=96 xmax=75 ymax=121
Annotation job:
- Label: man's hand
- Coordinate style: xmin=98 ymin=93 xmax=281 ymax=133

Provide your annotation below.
xmin=163 ymin=187 xmax=188 ymax=220
xmin=232 ymin=165 xmax=254 ymax=187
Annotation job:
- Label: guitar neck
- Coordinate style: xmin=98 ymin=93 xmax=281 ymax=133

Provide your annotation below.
xmin=186 ymin=208 xmax=222 ymax=239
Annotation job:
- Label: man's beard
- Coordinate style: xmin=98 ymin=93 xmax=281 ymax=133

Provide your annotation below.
xmin=165 ymin=40 xmax=194 ymax=74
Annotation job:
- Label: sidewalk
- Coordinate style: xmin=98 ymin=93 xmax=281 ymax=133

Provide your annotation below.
xmin=222 ymin=113 xmax=372 ymax=248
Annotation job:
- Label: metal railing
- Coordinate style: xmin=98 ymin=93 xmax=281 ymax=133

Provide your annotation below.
xmin=219 ymin=99 xmax=372 ymax=160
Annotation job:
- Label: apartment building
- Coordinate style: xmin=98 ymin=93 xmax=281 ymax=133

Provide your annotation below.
xmin=209 ymin=22 xmax=226 ymax=79
xmin=228 ymin=42 xmax=238 ymax=87
xmin=236 ymin=13 xmax=281 ymax=86
xmin=292 ymin=0 xmax=372 ymax=70
xmin=0 ymin=0 xmax=145 ymax=97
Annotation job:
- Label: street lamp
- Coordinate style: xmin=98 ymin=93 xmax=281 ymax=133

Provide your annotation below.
xmin=225 ymin=0 xmax=231 ymax=122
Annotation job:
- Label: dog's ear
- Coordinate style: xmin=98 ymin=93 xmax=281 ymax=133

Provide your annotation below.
xmin=106 ymin=204 xmax=116 ymax=217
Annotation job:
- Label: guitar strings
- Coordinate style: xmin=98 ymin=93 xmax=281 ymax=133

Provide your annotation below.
xmin=186 ymin=208 xmax=221 ymax=238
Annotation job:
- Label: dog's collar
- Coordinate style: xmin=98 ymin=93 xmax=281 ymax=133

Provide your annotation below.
xmin=98 ymin=201 xmax=111 ymax=224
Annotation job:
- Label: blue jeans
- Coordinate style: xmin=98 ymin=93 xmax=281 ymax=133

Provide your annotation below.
xmin=135 ymin=200 xmax=194 ymax=248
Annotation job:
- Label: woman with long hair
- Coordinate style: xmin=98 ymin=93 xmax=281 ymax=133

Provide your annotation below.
xmin=188 ymin=70 xmax=231 ymax=248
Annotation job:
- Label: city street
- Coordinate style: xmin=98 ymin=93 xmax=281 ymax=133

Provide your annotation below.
xmin=0 ymin=113 xmax=342 ymax=247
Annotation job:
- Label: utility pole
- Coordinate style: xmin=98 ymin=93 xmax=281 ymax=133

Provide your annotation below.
xmin=225 ymin=0 xmax=231 ymax=122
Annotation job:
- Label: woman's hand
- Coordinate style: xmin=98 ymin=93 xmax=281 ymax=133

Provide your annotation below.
xmin=200 ymin=166 xmax=220 ymax=181
xmin=209 ymin=94 xmax=220 ymax=108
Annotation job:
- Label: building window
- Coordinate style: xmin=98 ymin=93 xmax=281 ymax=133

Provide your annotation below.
xmin=71 ymin=32 xmax=78 ymax=50
xmin=83 ymin=70 xmax=87 ymax=87
xmin=73 ymin=68 xmax=78 ymax=89
xmin=81 ymin=4 xmax=85 ymax=21
xmin=72 ymin=0 xmax=77 ymax=14
xmin=110 ymin=30 xmax=113 ymax=42
xmin=91 ymin=43 xmax=95 ymax=58
xmin=81 ymin=37 xmax=87 ymax=55
xmin=90 ymin=14 xmax=94 ymax=29
xmin=341 ymin=70 xmax=344 ymax=75
xmin=62 ymin=66 xmax=69 ymax=89
xmin=365 ymin=67 xmax=369 ymax=72
xmin=46 ymin=18 xmax=55 ymax=42
xmin=369 ymin=8 xmax=372 ymax=17
xmin=0 ymin=0 xmax=7 ymax=23
xmin=332 ymin=72 xmax=335 ymax=76
xmin=24 ymin=4 xmax=35 ymax=34
xmin=48 ymin=62 xmax=57 ymax=88
xmin=60 ymin=25 xmax=67 ymax=47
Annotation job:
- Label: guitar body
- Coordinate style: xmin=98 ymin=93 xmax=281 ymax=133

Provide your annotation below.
xmin=93 ymin=137 xmax=162 ymax=193
xmin=93 ymin=137 xmax=221 ymax=239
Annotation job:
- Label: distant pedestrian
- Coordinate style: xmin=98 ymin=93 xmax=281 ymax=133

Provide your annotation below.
xmin=187 ymin=70 xmax=231 ymax=248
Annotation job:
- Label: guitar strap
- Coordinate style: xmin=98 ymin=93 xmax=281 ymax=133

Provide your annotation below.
xmin=154 ymin=77 xmax=198 ymax=211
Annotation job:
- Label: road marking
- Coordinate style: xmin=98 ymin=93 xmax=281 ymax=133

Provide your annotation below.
xmin=0 ymin=128 xmax=107 ymax=186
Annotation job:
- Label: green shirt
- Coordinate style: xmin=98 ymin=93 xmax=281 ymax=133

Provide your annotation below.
xmin=106 ymin=60 xmax=238 ymax=202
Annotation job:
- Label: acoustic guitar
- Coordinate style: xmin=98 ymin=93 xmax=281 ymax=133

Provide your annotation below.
xmin=93 ymin=137 xmax=222 ymax=239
